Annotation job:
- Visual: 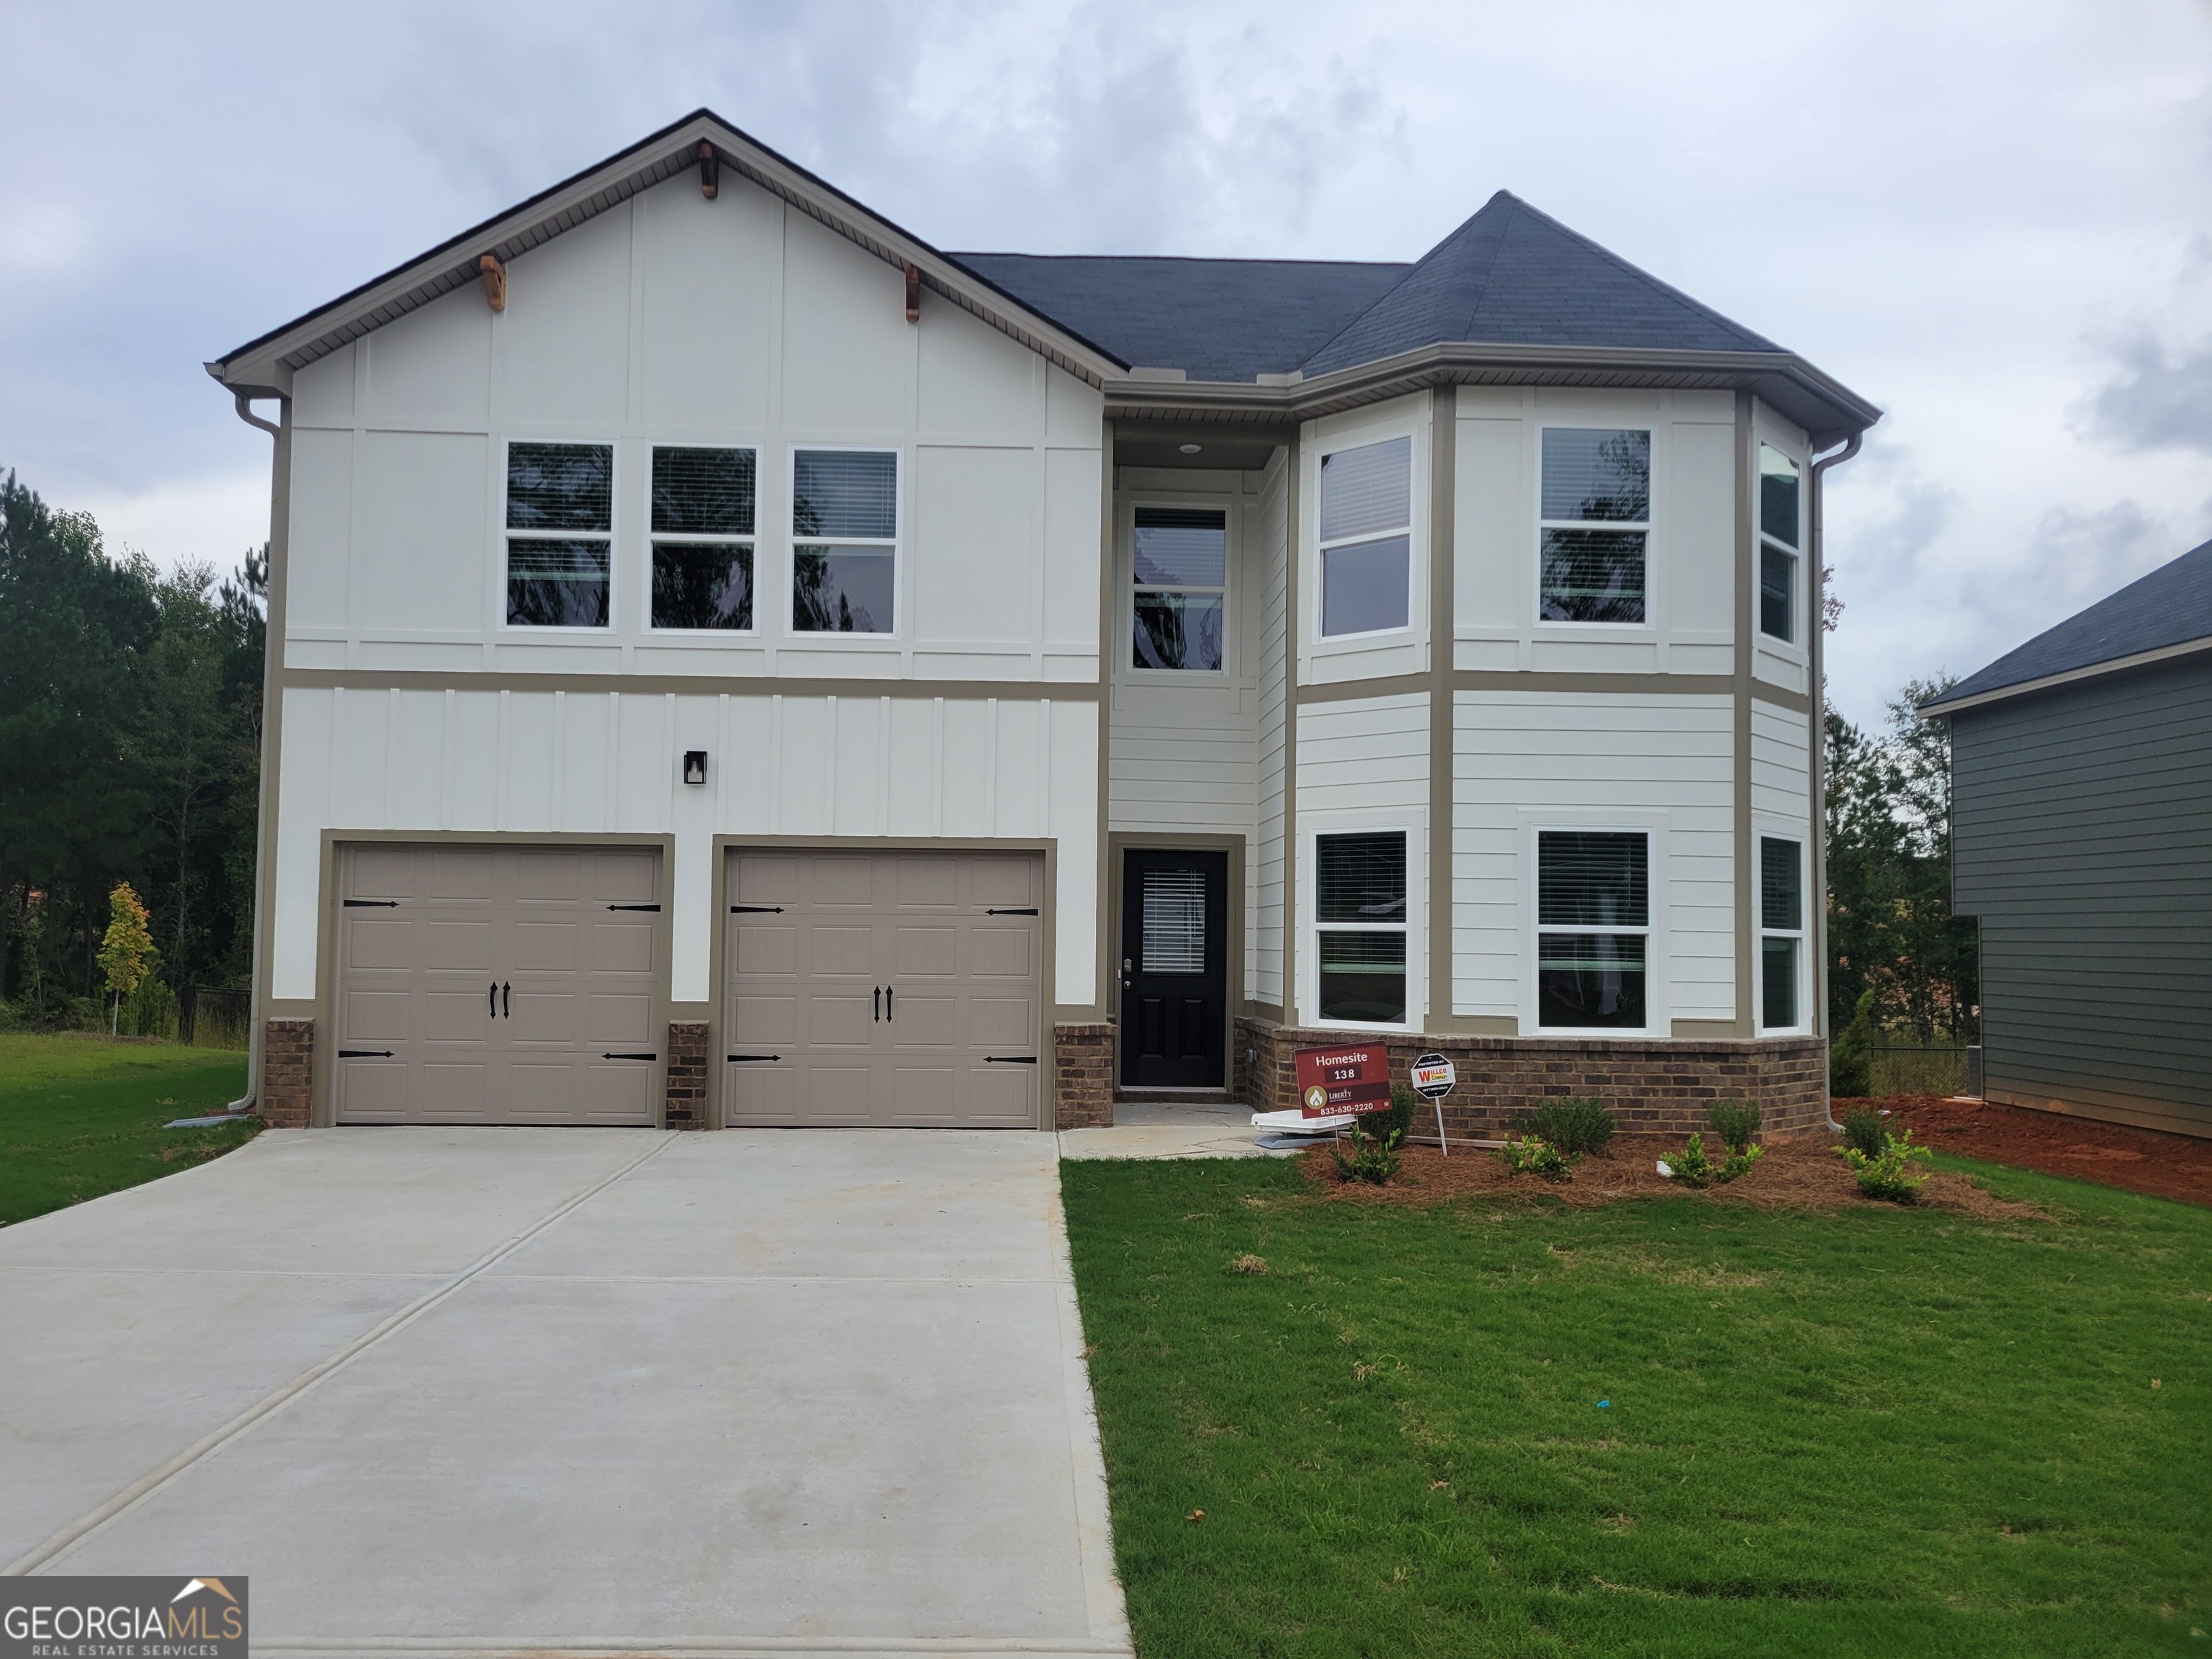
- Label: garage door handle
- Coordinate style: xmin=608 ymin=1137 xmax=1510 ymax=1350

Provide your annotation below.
xmin=603 ymin=1051 xmax=657 ymax=1061
xmin=729 ymin=904 xmax=784 ymax=914
xmin=986 ymin=907 xmax=1038 ymax=915
xmin=873 ymin=986 xmax=881 ymax=1022
xmin=503 ymin=981 xmax=511 ymax=1018
xmin=338 ymin=1049 xmax=395 ymax=1058
xmin=727 ymin=1053 xmax=781 ymax=1063
xmin=986 ymin=1055 xmax=1038 ymax=1064
xmin=607 ymin=902 xmax=660 ymax=912
xmin=885 ymin=986 xmax=892 ymax=1020
xmin=488 ymin=981 xmax=497 ymax=1017
xmin=343 ymin=898 xmax=399 ymax=908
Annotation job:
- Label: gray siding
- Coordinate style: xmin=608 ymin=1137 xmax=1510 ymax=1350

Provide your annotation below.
xmin=1949 ymin=655 xmax=2212 ymax=1138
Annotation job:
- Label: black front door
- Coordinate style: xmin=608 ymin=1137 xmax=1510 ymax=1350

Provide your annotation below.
xmin=1119 ymin=848 xmax=1228 ymax=1088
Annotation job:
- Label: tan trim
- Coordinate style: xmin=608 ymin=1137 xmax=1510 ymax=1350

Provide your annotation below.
xmin=1917 ymin=634 xmax=2212 ymax=716
xmin=1731 ymin=393 xmax=1756 ymax=1038
xmin=1282 ymin=439 xmax=1301 ymax=1025
xmin=1427 ymin=387 xmax=1456 ymax=1028
xmin=1671 ymin=1017 xmax=1743 ymax=1038
xmin=1751 ymin=683 xmax=1812 ymax=717
xmin=1242 ymin=999 xmax=1286 ymax=1027
xmin=1297 ymin=670 xmax=1790 ymax=706
xmin=278 ymin=667 xmax=1102 ymax=701
xmin=312 ymin=831 xmax=677 ymax=1128
xmin=1107 ymin=832 xmax=1246 ymax=1092
xmin=1433 ymin=1014 xmax=1519 ymax=1036
xmin=1298 ymin=673 xmax=1432 ymax=704
xmin=246 ymin=402 xmax=295 ymax=1111
xmin=707 ymin=834 xmax=1061 ymax=1131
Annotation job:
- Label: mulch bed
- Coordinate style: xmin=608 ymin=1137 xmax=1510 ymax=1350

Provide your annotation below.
xmin=1302 ymin=1131 xmax=2046 ymax=1220
xmin=1871 ymin=1095 xmax=2212 ymax=1209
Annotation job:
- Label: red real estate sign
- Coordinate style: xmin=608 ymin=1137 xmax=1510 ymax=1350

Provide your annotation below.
xmin=1294 ymin=1045 xmax=1393 ymax=1118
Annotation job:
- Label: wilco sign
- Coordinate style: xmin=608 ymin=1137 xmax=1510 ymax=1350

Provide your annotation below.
xmin=1293 ymin=1045 xmax=1392 ymax=1118
xmin=2 ymin=1576 xmax=248 ymax=1658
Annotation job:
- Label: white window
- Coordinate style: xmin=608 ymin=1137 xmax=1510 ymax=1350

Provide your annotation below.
xmin=505 ymin=442 xmax=612 ymax=627
xmin=1318 ymin=436 xmax=1411 ymax=637
xmin=1537 ymin=830 xmax=1649 ymax=1030
xmin=1760 ymin=835 xmax=1805 ymax=1030
xmin=1313 ymin=831 xmax=1408 ymax=1025
xmin=792 ymin=449 xmax=897 ymax=634
xmin=650 ymin=446 xmax=755 ymax=630
xmin=1132 ymin=505 xmax=1226 ymax=671
xmin=1759 ymin=445 xmax=1802 ymax=644
xmin=1539 ymin=428 xmax=1649 ymax=624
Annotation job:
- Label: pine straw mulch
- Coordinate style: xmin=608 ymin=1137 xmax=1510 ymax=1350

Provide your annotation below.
xmin=1871 ymin=1094 xmax=2212 ymax=1209
xmin=1300 ymin=1132 xmax=2048 ymax=1220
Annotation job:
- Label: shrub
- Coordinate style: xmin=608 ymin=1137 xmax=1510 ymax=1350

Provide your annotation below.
xmin=1519 ymin=1096 xmax=1616 ymax=1157
xmin=1372 ymin=1081 xmax=1417 ymax=1146
xmin=1840 ymin=1106 xmax=1888 ymax=1161
xmin=1838 ymin=1126 xmax=1933 ymax=1202
xmin=1664 ymin=1131 xmax=1764 ymax=1189
xmin=1707 ymin=1099 xmax=1761 ymax=1154
xmin=1331 ymin=1119 xmax=1403 ymax=1185
xmin=1498 ymin=1134 xmax=1575 ymax=1182
xmin=1830 ymin=989 xmax=1877 ymax=1097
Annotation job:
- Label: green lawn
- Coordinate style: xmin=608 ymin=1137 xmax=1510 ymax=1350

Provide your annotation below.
xmin=0 ymin=1034 xmax=257 ymax=1227
xmin=1062 ymin=1154 xmax=2211 ymax=1658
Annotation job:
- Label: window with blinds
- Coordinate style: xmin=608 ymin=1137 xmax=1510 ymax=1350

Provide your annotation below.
xmin=1760 ymin=835 xmax=1804 ymax=1030
xmin=1141 ymin=868 xmax=1208 ymax=974
xmin=1318 ymin=436 xmax=1411 ymax=638
xmin=1759 ymin=445 xmax=1802 ymax=644
xmin=1539 ymin=428 xmax=1649 ymax=624
xmin=651 ymin=446 xmax=755 ymax=631
xmin=793 ymin=449 xmax=897 ymax=634
xmin=1537 ymin=830 xmax=1649 ymax=1030
xmin=505 ymin=442 xmax=613 ymax=628
xmin=1315 ymin=830 xmax=1407 ymax=1024
xmin=1133 ymin=506 xmax=1226 ymax=671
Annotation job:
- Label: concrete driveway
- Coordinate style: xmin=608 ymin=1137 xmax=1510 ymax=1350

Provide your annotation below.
xmin=0 ymin=1128 xmax=1130 ymax=1659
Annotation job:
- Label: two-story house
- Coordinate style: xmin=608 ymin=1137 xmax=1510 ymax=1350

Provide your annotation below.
xmin=207 ymin=110 xmax=1876 ymax=1137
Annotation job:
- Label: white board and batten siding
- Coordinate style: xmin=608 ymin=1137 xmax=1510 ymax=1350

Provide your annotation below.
xmin=1452 ymin=692 xmax=1736 ymax=1030
xmin=283 ymin=168 xmax=1104 ymax=684
xmin=271 ymin=687 xmax=1099 ymax=1009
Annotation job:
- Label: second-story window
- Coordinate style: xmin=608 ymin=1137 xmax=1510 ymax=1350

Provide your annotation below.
xmin=1318 ymin=436 xmax=1411 ymax=637
xmin=1132 ymin=506 xmax=1226 ymax=671
xmin=505 ymin=442 xmax=612 ymax=627
xmin=1759 ymin=445 xmax=1802 ymax=644
xmin=1539 ymin=428 xmax=1649 ymax=624
xmin=651 ymin=446 xmax=755 ymax=630
xmin=792 ymin=449 xmax=896 ymax=634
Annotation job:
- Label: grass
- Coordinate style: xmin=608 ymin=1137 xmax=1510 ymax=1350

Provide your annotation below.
xmin=1061 ymin=1152 xmax=2212 ymax=1658
xmin=0 ymin=1033 xmax=258 ymax=1227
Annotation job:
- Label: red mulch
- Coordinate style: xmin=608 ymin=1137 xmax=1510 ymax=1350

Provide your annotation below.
xmin=1871 ymin=1095 xmax=2212 ymax=1209
xmin=1300 ymin=1132 xmax=2046 ymax=1220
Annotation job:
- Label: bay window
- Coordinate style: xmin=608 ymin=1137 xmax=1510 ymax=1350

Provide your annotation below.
xmin=1318 ymin=436 xmax=1411 ymax=637
xmin=1761 ymin=835 xmax=1804 ymax=1030
xmin=1539 ymin=428 xmax=1649 ymax=624
xmin=1759 ymin=445 xmax=1802 ymax=644
xmin=1314 ymin=831 xmax=1408 ymax=1025
xmin=1537 ymin=830 xmax=1649 ymax=1029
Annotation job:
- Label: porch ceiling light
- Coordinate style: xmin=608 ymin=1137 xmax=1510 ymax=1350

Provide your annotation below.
xmin=1179 ymin=443 xmax=1202 ymax=454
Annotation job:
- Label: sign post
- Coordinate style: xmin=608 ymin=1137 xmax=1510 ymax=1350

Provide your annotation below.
xmin=1409 ymin=1051 xmax=1456 ymax=1155
xmin=1292 ymin=1044 xmax=1392 ymax=1123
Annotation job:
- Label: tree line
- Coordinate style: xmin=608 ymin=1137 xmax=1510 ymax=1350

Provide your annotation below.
xmin=0 ymin=469 xmax=265 ymax=1030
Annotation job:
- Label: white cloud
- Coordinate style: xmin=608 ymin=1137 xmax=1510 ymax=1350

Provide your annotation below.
xmin=75 ymin=471 xmax=271 ymax=577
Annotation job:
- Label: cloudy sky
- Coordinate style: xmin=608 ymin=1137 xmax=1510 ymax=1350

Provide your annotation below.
xmin=4 ymin=1 xmax=2208 ymax=727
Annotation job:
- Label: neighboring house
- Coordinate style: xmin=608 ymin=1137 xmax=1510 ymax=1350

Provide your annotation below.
xmin=1920 ymin=539 xmax=2212 ymax=1140
xmin=206 ymin=109 xmax=1876 ymax=1136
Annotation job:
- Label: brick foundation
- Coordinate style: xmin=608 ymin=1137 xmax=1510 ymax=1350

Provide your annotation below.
xmin=1053 ymin=1022 xmax=1115 ymax=1129
xmin=665 ymin=1021 xmax=709 ymax=1128
xmin=263 ymin=1018 xmax=315 ymax=1128
xmin=1234 ymin=1017 xmax=1828 ymax=1141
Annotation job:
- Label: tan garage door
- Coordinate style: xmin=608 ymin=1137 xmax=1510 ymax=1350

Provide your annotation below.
xmin=334 ymin=844 xmax=662 ymax=1125
xmin=723 ymin=850 xmax=1043 ymax=1128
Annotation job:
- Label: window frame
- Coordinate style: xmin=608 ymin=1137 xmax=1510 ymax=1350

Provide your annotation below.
xmin=786 ymin=443 xmax=902 ymax=641
xmin=1303 ymin=818 xmax=1421 ymax=1033
xmin=646 ymin=441 xmax=760 ymax=636
xmin=1756 ymin=441 xmax=1804 ymax=651
xmin=1529 ymin=824 xmax=1655 ymax=1037
xmin=1534 ymin=424 xmax=1655 ymax=631
xmin=1126 ymin=494 xmax=1233 ymax=678
xmin=1313 ymin=431 xmax=1417 ymax=644
xmin=500 ymin=436 xmax=618 ymax=634
xmin=1757 ymin=832 xmax=1809 ymax=1034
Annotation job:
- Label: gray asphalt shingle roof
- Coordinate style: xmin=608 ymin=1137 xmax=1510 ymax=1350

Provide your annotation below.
xmin=953 ymin=190 xmax=1781 ymax=385
xmin=1925 ymin=537 xmax=2212 ymax=711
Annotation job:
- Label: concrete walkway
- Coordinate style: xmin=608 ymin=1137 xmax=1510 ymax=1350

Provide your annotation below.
xmin=1058 ymin=1097 xmax=1305 ymax=1161
xmin=0 ymin=1128 xmax=1130 ymax=1659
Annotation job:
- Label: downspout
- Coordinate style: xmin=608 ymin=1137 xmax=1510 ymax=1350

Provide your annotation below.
xmin=224 ymin=390 xmax=281 ymax=1113
xmin=1809 ymin=429 xmax=1862 ymax=1133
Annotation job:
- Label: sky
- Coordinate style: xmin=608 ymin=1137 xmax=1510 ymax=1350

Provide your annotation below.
xmin=4 ymin=0 xmax=2208 ymax=729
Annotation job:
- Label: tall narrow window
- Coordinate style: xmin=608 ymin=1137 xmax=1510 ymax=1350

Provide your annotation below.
xmin=1760 ymin=836 xmax=1804 ymax=1030
xmin=1540 ymin=428 xmax=1650 ymax=624
xmin=1537 ymin=831 xmax=1648 ymax=1029
xmin=1759 ymin=445 xmax=1802 ymax=644
xmin=1318 ymin=436 xmax=1411 ymax=637
xmin=506 ymin=442 xmax=612 ymax=627
xmin=1314 ymin=832 xmax=1407 ymax=1024
xmin=1132 ymin=506 xmax=1226 ymax=670
xmin=792 ymin=449 xmax=896 ymax=634
xmin=651 ymin=446 xmax=755 ymax=629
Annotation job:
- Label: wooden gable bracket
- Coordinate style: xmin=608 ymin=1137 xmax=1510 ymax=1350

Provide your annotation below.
xmin=477 ymin=253 xmax=506 ymax=313
xmin=698 ymin=140 xmax=719 ymax=200
xmin=905 ymin=263 xmax=920 ymax=323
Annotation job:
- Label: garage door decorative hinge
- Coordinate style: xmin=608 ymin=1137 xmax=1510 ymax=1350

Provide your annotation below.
xmin=985 ymin=1055 xmax=1039 ymax=1064
xmin=726 ymin=1053 xmax=781 ymax=1062
xmin=343 ymin=899 xmax=400 ymax=908
xmin=606 ymin=902 xmax=661 ymax=911
xmin=729 ymin=904 xmax=784 ymax=914
xmin=602 ymin=1052 xmax=657 ymax=1061
xmin=985 ymin=907 xmax=1039 ymax=915
xmin=338 ymin=1049 xmax=395 ymax=1058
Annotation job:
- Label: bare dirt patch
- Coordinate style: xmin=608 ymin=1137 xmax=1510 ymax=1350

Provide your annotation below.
xmin=1871 ymin=1095 xmax=2212 ymax=1209
xmin=1301 ymin=1133 xmax=2046 ymax=1220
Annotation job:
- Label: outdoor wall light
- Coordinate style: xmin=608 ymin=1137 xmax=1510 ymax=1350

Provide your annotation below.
xmin=683 ymin=750 xmax=709 ymax=786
